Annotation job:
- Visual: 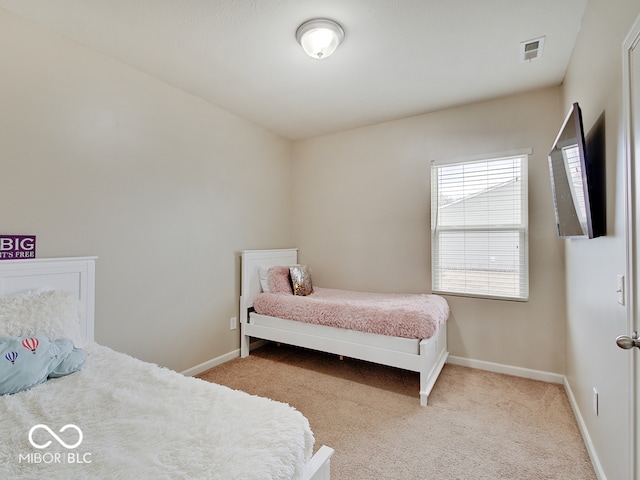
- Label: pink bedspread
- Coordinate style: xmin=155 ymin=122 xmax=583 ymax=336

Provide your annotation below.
xmin=252 ymin=287 xmax=449 ymax=339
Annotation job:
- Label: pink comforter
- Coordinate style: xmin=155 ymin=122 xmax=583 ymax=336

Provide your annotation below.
xmin=252 ymin=287 xmax=449 ymax=339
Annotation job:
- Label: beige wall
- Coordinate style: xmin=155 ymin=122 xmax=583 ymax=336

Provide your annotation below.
xmin=0 ymin=9 xmax=293 ymax=372
xmin=561 ymin=0 xmax=640 ymax=478
xmin=292 ymin=87 xmax=567 ymax=374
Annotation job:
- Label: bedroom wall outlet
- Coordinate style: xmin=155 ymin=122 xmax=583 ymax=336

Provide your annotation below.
xmin=592 ymin=387 xmax=599 ymax=416
xmin=230 ymin=317 xmax=237 ymax=330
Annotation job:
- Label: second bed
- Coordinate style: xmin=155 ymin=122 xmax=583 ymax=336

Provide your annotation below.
xmin=240 ymin=249 xmax=450 ymax=406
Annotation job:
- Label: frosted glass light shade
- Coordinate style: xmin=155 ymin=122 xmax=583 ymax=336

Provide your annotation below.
xmin=296 ymin=19 xmax=344 ymax=59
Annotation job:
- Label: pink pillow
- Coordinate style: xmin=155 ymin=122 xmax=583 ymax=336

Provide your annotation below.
xmin=267 ymin=266 xmax=293 ymax=294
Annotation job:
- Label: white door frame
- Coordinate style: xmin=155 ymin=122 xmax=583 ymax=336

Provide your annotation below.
xmin=623 ymin=13 xmax=640 ymax=480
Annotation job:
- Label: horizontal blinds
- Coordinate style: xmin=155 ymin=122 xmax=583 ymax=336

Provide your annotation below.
xmin=431 ymin=155 xmax=528 ymax=300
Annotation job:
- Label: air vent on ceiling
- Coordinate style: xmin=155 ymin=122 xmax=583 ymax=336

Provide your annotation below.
xmin=519 ymin=36 xmax=545 ymax=62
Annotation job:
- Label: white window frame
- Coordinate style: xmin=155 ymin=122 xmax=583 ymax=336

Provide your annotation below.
xmin=431 ymin=150 xmax=530 ymax=301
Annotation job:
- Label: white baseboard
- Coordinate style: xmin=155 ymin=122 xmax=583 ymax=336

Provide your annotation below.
xmin=185 ymin=350 xmax=565 ymax=382
xmin=181 ymin=339 xmax=270 ymax=377
xmin=563 ymin=378 xmax=606 ymax=480
xmin=181 ymin=349 xmax=240 ymax=377
xmin=447 ymin=355 xmax=564 ymax=384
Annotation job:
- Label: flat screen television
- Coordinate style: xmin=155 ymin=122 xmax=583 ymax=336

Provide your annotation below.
xmin=548 ymin=102 xmax=605 ymax=238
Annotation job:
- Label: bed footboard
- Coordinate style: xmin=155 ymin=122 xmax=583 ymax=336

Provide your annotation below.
xmin=301 ymin=445 xmax=334 ymax=480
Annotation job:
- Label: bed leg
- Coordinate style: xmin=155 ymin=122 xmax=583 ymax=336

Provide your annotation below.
xmin=418 ymin=334 xmax=449 ymax=406
xmin=240 ymin=326 xmax=250 ymax=358
xmin=240 ymin=300 xmax=251 ymax=358
xmin=339 ymin=355 xmax=343 ymax=361
xmin=301 ymin=445 xmax=334 ymax=480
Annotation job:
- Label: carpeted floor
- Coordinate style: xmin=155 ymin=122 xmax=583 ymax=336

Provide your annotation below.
xmin=197 ymin=343 xmax=596 ymax=480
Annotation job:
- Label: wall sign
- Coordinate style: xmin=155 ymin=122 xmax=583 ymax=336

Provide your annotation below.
xmin=0 ymin=235 xmax=36 ymax=260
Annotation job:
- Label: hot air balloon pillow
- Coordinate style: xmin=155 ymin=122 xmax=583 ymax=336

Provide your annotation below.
xmin=0 ymin=334 xmax=86 ymax=395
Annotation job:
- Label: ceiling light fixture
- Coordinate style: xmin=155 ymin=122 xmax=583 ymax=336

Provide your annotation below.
xmin=296 ymin=19 xmax=345 ymax=60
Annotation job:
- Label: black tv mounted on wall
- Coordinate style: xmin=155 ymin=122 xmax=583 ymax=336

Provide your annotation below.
xmin=548 ymin=102 xmax=605 ymax=238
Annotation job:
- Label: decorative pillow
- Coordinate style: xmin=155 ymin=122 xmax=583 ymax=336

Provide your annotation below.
xmin=0 ymin=334 xmax=86 ymax=395
xmin=289 ymin=265 xmax=313 ymax=296
xmin=0 ymin=290 xmax=84 ymax=346
xmin=268 ymin=266 xmax=293 ymax=294
xmin=258 ymin=267 xmax=272 ymax=293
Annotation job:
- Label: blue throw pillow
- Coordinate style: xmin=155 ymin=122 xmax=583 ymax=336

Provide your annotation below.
xmin=0 ymin=334 xmax=86 ymax=395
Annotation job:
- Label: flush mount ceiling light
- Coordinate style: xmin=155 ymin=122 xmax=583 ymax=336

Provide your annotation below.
xmin=296 ymin=18 xmax=345 ymax=59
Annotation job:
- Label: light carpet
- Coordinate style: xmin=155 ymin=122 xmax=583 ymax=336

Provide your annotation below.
xmin=198 ymin=343 xmax=596 ymax=480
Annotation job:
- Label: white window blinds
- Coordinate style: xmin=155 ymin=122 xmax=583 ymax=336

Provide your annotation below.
xmin=431 ymin=153 xmax=529 ymax=300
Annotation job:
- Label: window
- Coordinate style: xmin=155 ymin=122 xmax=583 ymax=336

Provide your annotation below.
xmin=431 ymin=152 xmax=529 ymax=300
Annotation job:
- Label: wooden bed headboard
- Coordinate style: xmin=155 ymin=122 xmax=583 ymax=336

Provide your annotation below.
xmin=0 ymin=257 xmax=97 ymax=341
xmin=240 ymin=248 xmax=297 ymax=325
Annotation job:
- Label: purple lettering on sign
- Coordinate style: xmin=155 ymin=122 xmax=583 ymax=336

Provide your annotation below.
xmin=0 ymin=235 xmax=36 ymax=260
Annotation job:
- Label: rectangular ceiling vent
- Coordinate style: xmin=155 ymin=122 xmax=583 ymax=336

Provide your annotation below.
xmin=519 ymin=36 xmax=545 ymax=62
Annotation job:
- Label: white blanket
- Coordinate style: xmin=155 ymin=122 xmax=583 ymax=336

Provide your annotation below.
xmin=0 ymin=343 xmax=314 ymax=479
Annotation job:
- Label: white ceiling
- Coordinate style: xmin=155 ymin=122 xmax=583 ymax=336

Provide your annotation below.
xmin=0 ymin=0 xmax=588 ymax=140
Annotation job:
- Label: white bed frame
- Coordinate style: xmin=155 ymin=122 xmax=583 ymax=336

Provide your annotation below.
xmin=0 ymin=256 xmax=333 ymax=480
xmin=240 ymin=248 xmax=449 ymax=406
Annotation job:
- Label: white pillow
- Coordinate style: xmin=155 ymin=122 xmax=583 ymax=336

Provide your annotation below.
xmin=0 ymin=290 xmax=84 ymax=346
xmin=258 ymin=267 xmax=271 ymax=293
